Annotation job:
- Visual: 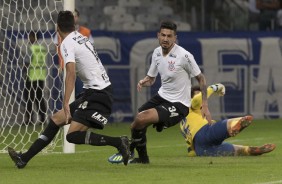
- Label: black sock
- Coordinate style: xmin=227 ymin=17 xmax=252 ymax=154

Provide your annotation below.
xmin=67 ymin=131 xmax=121 ymax=148
xmin=21 ymin=119 xmax=60 ymax=163
xmin=130 ymin=128 xmax=148 ymax=158
xmin=129 ymin=129 xmax=139 ymax=153
xmin=136 ymin=135 xmax=148 ymax=159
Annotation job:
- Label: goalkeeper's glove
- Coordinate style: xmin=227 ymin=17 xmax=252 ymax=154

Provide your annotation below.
xmin=210 ymin=83 xmax=226 ymax=96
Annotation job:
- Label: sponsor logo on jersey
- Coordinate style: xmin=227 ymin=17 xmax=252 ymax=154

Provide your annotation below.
xmin=185 ymin=54 xmax=192 ymax=65
xmin=168 ymin=61 xmax=175 ymax=71
xmin=169 ymin=53 xmax=176 ymax=58
xmin=63 ymin=45 xmax=68 ymax=57
xmin=91 ymin=112 xmax=108 ymax=125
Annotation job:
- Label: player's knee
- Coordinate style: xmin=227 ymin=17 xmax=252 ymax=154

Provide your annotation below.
xmin=135 ymin=113 xmax=146 ymax=123
xmin=51 ymin=110 xmax=67 ymax=125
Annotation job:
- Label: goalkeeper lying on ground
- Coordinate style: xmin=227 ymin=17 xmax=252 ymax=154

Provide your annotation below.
xmin=180 ymin=83 xmax=276 ymax=156
xmin=108 ymin=84 xmax=276 ymax=163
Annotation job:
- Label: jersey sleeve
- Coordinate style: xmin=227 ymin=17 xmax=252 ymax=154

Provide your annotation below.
xmin=183 ymin=52 xmax=201 ymax=77
xmin=60 ymin=41 xmax=75 ymax=65
xmin=53 ymin=33 xmax=59 ymax=46
xmin=191 ymin=87 xmax=214 ymax=110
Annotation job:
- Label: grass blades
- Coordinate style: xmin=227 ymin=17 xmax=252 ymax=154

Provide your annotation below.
xmin=1 ymin=119 xmax=281 ymax=184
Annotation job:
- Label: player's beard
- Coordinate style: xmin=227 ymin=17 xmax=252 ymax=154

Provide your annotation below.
xmin=161 ymin=42 xmax=174 ymax=54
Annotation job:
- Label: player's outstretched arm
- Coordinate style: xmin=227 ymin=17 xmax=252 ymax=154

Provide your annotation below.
xmin=195 ymin=73 xmax=212 ymax=123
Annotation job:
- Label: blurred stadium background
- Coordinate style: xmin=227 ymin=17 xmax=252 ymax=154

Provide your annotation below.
xmin=0 ymin=0 xmax=282 ymax=153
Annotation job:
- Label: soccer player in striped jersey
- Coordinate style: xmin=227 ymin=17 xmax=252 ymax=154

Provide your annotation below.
xmin=180 ymin=83 xmax=276 ymax=156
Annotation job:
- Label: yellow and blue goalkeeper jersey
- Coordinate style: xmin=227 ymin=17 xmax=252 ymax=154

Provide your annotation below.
xmin=180 ymin=87 xmax=215 ymax=156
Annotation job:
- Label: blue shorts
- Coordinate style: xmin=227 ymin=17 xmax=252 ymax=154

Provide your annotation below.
xmin=194 ymin=119 xmax=235 ymax=156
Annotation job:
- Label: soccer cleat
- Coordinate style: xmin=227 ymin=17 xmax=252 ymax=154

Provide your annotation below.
xmin=108 ymin=153 xmax=124 ymax=164
xmin=229 ymin=115 xmax=253 ymax=137
xmin=7 ymin=147 xmax=27 ymax=169
xmin=117 ymin=136 xmax=130 ymax=166
xmin=108 ymin=151 xmax=134 ymax=164
xmin=128 ymin=157 xmax=150 ymax=164
xmin=249 ymin=144 xmax=276 ymax=156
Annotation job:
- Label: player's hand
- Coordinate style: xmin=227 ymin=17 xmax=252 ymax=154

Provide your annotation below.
xmin=63 ymin=103 xmax=71 ymax=124
xmin=210 ymin=83 xmax=226 ymax=96
xmin=137 ymin=78 xmax=150 ymax=92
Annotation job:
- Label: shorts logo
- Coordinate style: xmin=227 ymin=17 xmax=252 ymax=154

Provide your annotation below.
xmin=168 ymin=61 xmax=175 ymax=71
xmin=160 ymin=105 xmax=167 ymax=111
xmin=78 ymin=101 xmax=88 ymax=109
xmin=168 ymin=106 xmax=179 ymax=117
xmin=91 ymin=112 xmax=108 ymax=125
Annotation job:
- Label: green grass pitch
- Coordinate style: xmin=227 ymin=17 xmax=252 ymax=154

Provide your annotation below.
xmin=1 ymin=119 xmax=281 ymax=184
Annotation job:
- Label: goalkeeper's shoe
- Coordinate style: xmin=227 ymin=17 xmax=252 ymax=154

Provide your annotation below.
xmin=108 ymin=151 xmax=134 ymax=164
xmin=117 ymin=136 xmax=130 ymax=166
xmin=128 ymin=157 xmax=150 ymax=164
xmin=249 ymin=144 xmax=276 ymax=156
xmin=7 ymin=147 xmax=27 ymax=169
xmin=229 ymin=115 xmax=253 ymax=137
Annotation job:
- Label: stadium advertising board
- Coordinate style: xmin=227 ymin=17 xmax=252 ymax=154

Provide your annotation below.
xmin=91 ymin=31 xmax=282 ymax=121
xmin=5 ymin=31 xmax=282 ymax=122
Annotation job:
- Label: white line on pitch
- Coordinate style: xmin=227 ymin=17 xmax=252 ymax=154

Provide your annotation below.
xmin=255 ymin=180 xmax=282 ymax=184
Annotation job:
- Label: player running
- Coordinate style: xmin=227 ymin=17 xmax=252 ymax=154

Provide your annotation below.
xmin=8 ymin=11 xmax=130 ymax=169
xmin=109 ymin=19 xmax=211 ymax=164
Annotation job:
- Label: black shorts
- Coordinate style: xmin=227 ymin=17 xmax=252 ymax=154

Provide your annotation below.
xmin=69 ymin=85 xmax=113 ymax=129
xmin=138 ymin=94 xmax=189 ymax=128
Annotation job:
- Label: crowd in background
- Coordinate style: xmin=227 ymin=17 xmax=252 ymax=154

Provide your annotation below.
xmin=184 ymin=0 xmax=282 ymax=31
xmin=73 ymin=0 xmax=282 ymax=32
xmin=1 ymin=0 xmax=282 ymax=32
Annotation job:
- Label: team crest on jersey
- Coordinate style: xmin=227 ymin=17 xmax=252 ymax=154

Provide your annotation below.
xmin=168 ymin=61 xmax=175 ymax=71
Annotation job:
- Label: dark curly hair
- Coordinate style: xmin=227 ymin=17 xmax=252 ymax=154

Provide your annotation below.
xmin=159 ymin=20 xmax=177 ymax=33
xmin=57 ymin=11 xmax=75 ymax=33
